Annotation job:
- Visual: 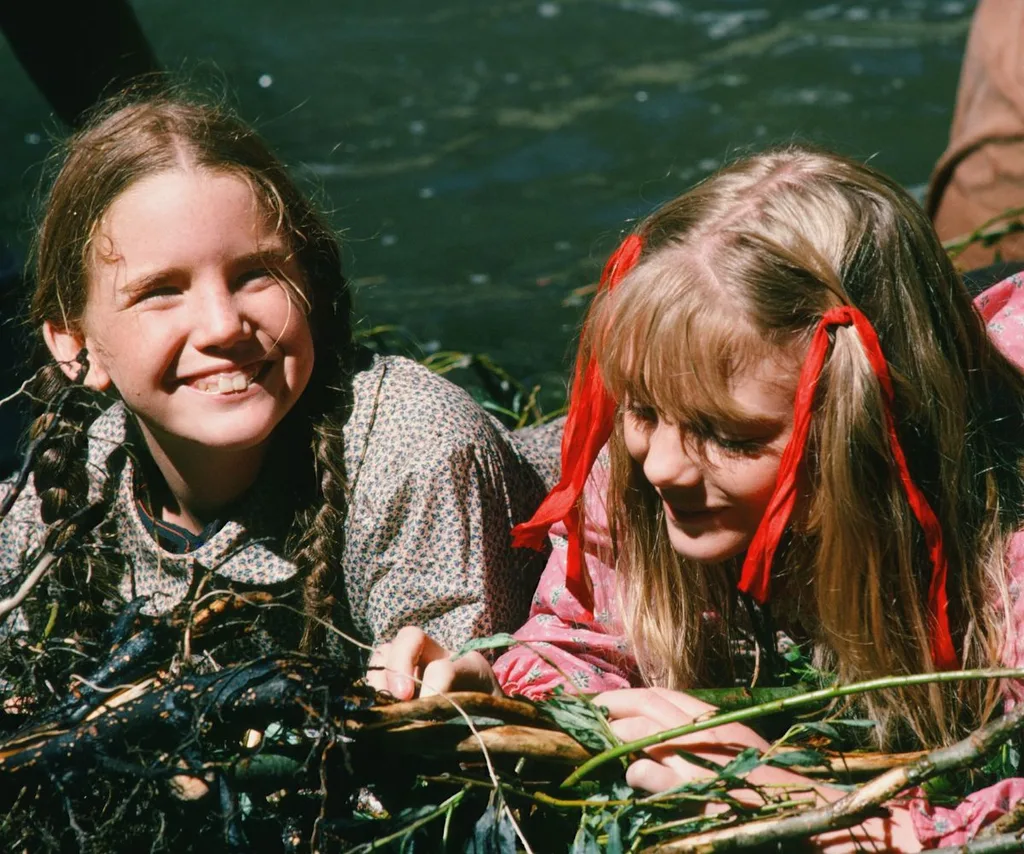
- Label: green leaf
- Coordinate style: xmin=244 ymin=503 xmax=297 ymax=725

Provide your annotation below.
xmin=686 ymin=686 xmax=804 ymax=711
xmin=767 ymin=749 xmax=828 ymax=768
xmin=828 ymin=718 xmax=877 ymax=729
xmin=453 ymin=633 xmax=519 ymax=658
xmin=465 ymin=803 xmax=517 ymax=854
xmin=540 ymin=691 xmax=617 ymax=752
xmin=603 ymin=818 xmax=624 ymax=854
xmin=570 ymin=827 xmax=603 ymax=854
xmin=718 ymin=747 xmax=764 ymax=777
xmin=795 ymin=721 xmax=841 ymax=740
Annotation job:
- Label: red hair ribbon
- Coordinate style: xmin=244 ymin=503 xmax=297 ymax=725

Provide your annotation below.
xmin=737 ymin=305 xmax=958 ymax=671
xmin=512 ymin=233 xmax=644 ymax=618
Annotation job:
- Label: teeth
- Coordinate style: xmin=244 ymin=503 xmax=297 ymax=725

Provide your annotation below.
xmin=192 ymin=370 xmax=258 ymax=395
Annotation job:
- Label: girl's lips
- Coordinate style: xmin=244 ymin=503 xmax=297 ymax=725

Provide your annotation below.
xmin=663 ymin=501 xmax=726 ymax=524
xmin=183 ymin=362 xmax=270 ymax=394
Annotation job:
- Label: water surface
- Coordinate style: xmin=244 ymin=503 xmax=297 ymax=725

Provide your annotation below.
xmin=0 ymin=0 xmax=975 ymax=407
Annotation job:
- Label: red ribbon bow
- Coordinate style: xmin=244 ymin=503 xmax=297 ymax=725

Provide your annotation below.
xmin=737 ymin=305 xmax=957 ymax=670
xmin=511 ymin=233 xmax=644 ymax=618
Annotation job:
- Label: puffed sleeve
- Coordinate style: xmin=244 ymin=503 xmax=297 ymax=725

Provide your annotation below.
xmin=493 ymin=463 xmax=638 ymax=698
xmin=362 ymin=437 xmax=543 ymax=649
xmin=341 ymin=356 xmax=549 ymax=651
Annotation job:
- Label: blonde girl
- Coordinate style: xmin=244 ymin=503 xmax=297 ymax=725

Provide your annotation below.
xmin=387 ymin=145 xmax=1024 ymax=849
xmin=0 ymin=91 xmax=548 ymax=685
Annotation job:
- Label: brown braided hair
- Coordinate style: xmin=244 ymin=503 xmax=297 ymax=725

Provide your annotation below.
xmin=19 ymin=359 xmax=127 ymax=645
xmin=26 ymin=87 xmax=355 ymax=654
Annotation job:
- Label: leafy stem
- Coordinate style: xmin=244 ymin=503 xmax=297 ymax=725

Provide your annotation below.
xmin=562 ymin=667 xmax=1024 ymax=786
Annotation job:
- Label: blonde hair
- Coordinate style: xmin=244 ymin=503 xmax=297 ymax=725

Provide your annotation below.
xmin=583 ymin=145 xmax=1024 ymax=748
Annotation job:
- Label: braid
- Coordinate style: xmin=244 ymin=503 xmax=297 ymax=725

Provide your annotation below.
xmin=23 ymin=357 xmax=125 ymax=642
xmin=295 ymin=411 xmax=350 ymax=654
xmin=285 ymin=235 xmax=357 ymax=656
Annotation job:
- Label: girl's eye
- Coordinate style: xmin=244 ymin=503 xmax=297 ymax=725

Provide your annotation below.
xmin=133 ymin=284 xmax=179 ymax=304
xmin=709 ymin=432 xmax=767 ymax=456
xmin=625 ymin=403 xmax=658 ymax=426
xmin=238 ymin=267 xmax=278 ymax=288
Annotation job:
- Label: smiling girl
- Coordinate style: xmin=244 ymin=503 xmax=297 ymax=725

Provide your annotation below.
xmin=383 ymin=145 xmax=1024 ymax=849
xmin=0 ymin=92 xmax=547 ymax=669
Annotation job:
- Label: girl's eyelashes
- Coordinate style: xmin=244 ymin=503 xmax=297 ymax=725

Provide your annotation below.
xmin=690 ymin=421 xmax=770 ymax=456
xmin=624 ymin=402 xmax=658 ymax=428
xmin=624 ymin=402 xmax=770 ymax=456
xmin=707 ymin=432 xmax=768 ymax=456
xmin=235 ymin=266 xmax=279 ymax=289
xmin=127 ymin=279 xmax=180 ymax=305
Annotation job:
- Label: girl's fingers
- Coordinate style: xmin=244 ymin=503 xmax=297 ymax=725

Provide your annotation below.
xmin=596 ymin=688 xmax=710 ymax=728
xmin=420 ymin=651 xmax=501 ymax=698
xmin=608 ymin=714 xmax=662 ymax=744
xmin=646 ymin=686 xmax=717 ymax=718
xmin=419 ymin=658 xmax=458 ymax=698
xmin=366 ymin=630 xmax=500 ymax=701
xmin=624 ymin=756 xmax=706 ymax=793
xmin=385 ymin=626 xmax=448 ymax=700
xmin=365 ymin=642 xmax=392 ymax=693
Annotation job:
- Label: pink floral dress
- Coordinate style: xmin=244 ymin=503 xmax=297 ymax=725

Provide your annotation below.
xmin=494 ymin=273 xmax=1024 ymax=848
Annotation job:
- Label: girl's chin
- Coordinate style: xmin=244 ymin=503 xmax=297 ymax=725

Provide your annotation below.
xmin=136 ymin=410 xmax=281 ymax=457
xmin=666 ymin=528 xmax=750 ymax=564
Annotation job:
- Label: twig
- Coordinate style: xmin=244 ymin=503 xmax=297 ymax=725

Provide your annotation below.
xmin=982 ymin=797 xmax=1024 ymax=837
xmin=773 ymin=747 xmax=929 ymax=778
xmin=0 ymin=500 xmax=107 ymax=623
xmin=0 ymin=552 xmax=55 ymax=621
xmin=641 ymin=701 xmax=1024 ymax=852
xmin=352 ymin=691 xmax=549 ymax=729
xmin=372 ymin=667 xmax=536 ymax=853
xmin=564 ymin=667 xmax=1024 ymax=786
xmin=451 ymin=725 xmax=589 ymax=763
xmin=943 ymin=206 xmax=1024 ymax=259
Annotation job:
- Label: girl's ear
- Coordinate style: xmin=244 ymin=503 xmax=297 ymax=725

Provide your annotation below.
xmin=41 ymin=321 xmax=111 ymax=391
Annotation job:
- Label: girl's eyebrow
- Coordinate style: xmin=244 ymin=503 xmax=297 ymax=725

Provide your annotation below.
xmin=232 ymin=248 xmax=295 ymax=269
xmin=710 ymin=412 xmax=790 ymax=436
xmin=120 ymin=249 xmax=297 ymax=296
xmin=121 ymin=269 xmax=176 ymax=298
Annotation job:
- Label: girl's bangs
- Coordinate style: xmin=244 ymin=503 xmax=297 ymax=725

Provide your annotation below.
xmin=595 ymin=260 xmax=778 ymax=426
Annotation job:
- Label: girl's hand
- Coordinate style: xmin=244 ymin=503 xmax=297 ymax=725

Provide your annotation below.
xmin=366 ymin=626 xmax=501 ymax=701
xmin=595 ymin=687 xmax=922 ymax=852
xmin=594 ymin=687 xmax=771 ymax=792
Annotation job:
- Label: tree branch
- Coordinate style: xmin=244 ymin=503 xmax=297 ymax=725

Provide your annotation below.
xmin=641 ymin=702 xmax=1024 ymax=852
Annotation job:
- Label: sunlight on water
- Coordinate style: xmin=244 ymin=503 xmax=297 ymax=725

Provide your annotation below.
xmin=0 ymin=0 xmax=977 ymax=399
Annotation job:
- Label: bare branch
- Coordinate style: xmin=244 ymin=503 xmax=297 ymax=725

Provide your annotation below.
xmin=0 ymin=552 xmax=55 ymax=621
xmin=642 ymin=702 xmax=1024 ymax=852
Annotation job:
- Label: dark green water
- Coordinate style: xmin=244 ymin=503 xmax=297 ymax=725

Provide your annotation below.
xmin=1 ymin=0 xmax=975 ymax=406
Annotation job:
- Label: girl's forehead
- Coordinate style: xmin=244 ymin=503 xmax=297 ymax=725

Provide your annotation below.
xmin=600 ymin=297 xmax=802 ymax=426
xmin=625 ymin=348 xmax=800 ymax=425
xmin=89 ymin=168 xmax=284 ymax=270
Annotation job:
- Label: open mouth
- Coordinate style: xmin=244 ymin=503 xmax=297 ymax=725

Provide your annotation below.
xmin=665 ymin=502 xmax=724 ymax=523
xmin=189 ymin=363 xmax=268 ymax=395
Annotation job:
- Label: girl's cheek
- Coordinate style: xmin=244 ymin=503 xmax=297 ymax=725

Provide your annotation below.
xmin=622 ymin=418 xmax=650 ymax=465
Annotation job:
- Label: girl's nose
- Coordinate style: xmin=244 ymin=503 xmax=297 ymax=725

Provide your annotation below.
xmin=192 ymin=283 xmax=250 ymax=349
xmin=642 ymin=421 xmax=703 ymax=489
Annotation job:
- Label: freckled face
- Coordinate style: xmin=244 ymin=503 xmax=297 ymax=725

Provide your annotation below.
xmin=622 ymin=357 xmax=798 ymax=564
xmin=78 ymin=167 xmax=315 ymax=467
